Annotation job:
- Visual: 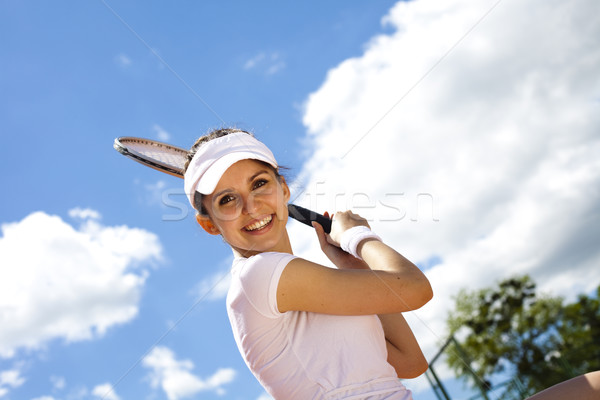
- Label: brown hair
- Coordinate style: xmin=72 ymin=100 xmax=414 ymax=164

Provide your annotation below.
xmin=184 ymin=128 xmax=250 ymax=173
xmin=185 ymin=128 xmax=284 ymax=215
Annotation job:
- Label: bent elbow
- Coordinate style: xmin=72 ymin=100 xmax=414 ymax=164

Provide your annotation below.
xmin=413 ymin=359 xmax=429 ymax=379
xmin=409 ymin=360 xmax=429 ymax=379
xmin=410 ymin=277 xmax=433 ymax=310
xmin=389 ymin=272 xmax=433 ymax=311
xmin=396 ymin=357 xmax=429 ymax=379
xmin=422 ymin=280 xmax=434 ymax=305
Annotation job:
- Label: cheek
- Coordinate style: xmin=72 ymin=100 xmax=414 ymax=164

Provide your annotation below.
xmin=213 ymin=215 xmax=237 ymax=233
xmin=208 ymin=199 xmax=245 ymax=222
xmin=274 ymin=189 xmax=289 ymax=218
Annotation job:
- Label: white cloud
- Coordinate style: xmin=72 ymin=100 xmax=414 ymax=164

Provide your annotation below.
xmin=136 ymin=181 xmax=192 ymax=222
xmin=92 ymin=382 xmax=120 ymax=400
xmin=50 ymin=375 xmax=65 ymax=390
xmin=244 ymin=52 xmax=265 ymax=70
xmin=0 ymin=210 xmax=162 ymax=358
xmin=244 ymin=52 xmax=285 ymax=75
xmin=68 ymin=207 xmax=101 ymax=221
xmin=0 ymin=367 xmax=25 ymax=398
xmin=66 ymin=385 xmax=89 ymax=399
xmin=152 ymin=124 xmax=171 ymax=142
xmin=192 ymin=256 xmax=232 ymax=302
xmin=266 ymin=53 xmax=286 ymax=75
xmin=115 ymin=53 xmax=131 ymax=68
xmin=142 ymin=346 xmax=236 ymax=400
xmin=290 ymin=0 xmax=600 ymax=391
xmin=144 ymin=179 xmax=168 ymax=205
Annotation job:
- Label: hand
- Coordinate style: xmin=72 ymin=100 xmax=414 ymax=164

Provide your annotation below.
xmin=328 ymin=210 xmax=370 ymax=246
xmin=312 ymin=212 xmax=369 ymax=270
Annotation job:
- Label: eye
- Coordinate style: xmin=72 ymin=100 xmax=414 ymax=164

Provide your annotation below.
xmin=219 ymin=194 xmax=236 ymax=205
xmin=253 ymin=178 xmax=269 ymax=190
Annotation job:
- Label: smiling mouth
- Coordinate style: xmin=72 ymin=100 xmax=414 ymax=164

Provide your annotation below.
xmin=243 ymin=215 xmax=273 ymax=231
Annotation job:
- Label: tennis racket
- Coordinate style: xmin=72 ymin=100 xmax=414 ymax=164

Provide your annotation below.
xmin=113 ymin=136 xmax=332 ymax=233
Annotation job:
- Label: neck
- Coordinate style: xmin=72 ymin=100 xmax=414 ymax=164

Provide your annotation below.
xmin=231 ymin=228 xmax=293 ymax=258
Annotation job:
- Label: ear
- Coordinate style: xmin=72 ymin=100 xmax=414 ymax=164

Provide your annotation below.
xmin=196 ymin=214 xmax=221 ymax=235
xmin=280 ymin=176 xmax=291 ymax=204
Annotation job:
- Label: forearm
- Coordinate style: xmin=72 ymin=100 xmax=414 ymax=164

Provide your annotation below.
xmin=358 ymin=239 xmax=419 ymax=275
xmin=359 ymin=239 xmax=433 ymax=309
xmin=378 ymin=312 xmax=428 ymax=379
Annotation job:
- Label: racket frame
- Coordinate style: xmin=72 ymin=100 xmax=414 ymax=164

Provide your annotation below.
xmin=113 ymin=136 xmax=187 ymax=178
xmin=113 ymin=136 xmax=332 ymax=233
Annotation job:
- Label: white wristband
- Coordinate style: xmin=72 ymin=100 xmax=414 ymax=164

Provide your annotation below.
xmin=339 ymin=226 xmax=382 ymax=259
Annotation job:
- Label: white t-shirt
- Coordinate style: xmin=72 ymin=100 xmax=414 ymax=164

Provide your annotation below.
xmin=226 ymin=252 xmax=413 ymax=400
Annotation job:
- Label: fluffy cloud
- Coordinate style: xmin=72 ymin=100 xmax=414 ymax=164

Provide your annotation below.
xmin=289 ymin=0 xmax=600 ymax=389
xmin=143 ymin=346 xmax=236 ymax=399
xmin=0 ymin=367 xmax=25 ymax=398
xmin=68 ymin=207 xmax=101 ymax=221
xmin=115 ymin=53 xmax=132 ymax=68
xmin=50 ymin=375 xmax=65 ymax=390
xmin=243 ymin=52 xmax=286 ymax=75
xmin=192 ymin=256 xmax=233 ymax=302
xmin=0 ymin=209 xmax=162 ymax=358
xmin=152 ymin=124 xmax=172 ymax=142
xmin=92 ymin=383 xmax=120 ymax=400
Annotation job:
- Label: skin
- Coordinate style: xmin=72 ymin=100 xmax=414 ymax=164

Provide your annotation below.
xmin=197 ymin=158 xmax=600 ymax=393
xmin=196 ymin=159 xmax=292 ymax=258
xmin=197 ymin=159 xmax=432 ymax=378
xmin=312 ymin=214 xmax=429 ymax=378
xmin=526 ymin=371 xmax=600 ymax=400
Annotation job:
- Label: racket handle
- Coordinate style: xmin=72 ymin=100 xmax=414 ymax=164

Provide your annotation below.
xmin=288 ymin=204 xmax=332 ymax=234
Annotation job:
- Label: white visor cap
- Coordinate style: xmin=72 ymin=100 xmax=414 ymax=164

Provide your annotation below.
xmin=184 ymin=132 xmax=278 ymax=207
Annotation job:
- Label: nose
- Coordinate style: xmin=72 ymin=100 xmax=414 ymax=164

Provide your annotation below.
xmin=241 ymin=193 xmax=260 ymax=216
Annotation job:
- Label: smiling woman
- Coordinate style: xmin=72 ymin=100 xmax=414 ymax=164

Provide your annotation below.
xmin=182 ymin=128 xmax=433 ymax=399
xmin=180 ymin=128 xmax=600 ymax=400
xmin=196 ymin=158 xmax=292 ymax=257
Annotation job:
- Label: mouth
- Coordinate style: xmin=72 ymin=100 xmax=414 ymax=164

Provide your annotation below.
xmin=243 ymin=215 xmax=273 ymax=232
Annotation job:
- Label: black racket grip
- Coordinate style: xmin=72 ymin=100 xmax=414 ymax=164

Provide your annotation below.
xmin=288 ymin=204 xmax=332 ymax=234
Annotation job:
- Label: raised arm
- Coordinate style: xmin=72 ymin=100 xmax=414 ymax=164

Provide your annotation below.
xmin=378 ymin=313 xmax=428 ymax=378
xmin=276 ymin=210 xmax=432 ymax=316
xmin=276 ymin=211 xmax=431 ymax=377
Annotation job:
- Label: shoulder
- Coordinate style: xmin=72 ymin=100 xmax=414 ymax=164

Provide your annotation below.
xmin=234 ymin=252 xmax=296 ymax=276
xmin=230 ymin=252 xmax=298 ymax=318
xmin=232 ymin=252 xmax=298 ymax=293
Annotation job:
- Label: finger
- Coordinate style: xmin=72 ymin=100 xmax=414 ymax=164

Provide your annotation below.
xmin=312 ymin=220 xmax=321 ymax=231
xmin=311 ymin=221 xmax=327 ymax=249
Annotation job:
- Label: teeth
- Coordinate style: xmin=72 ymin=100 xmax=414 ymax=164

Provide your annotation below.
xmin=244 ymin=215 xmax=272 ymax=231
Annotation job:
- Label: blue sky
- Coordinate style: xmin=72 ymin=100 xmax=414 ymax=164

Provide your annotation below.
xmin=1 ymin=1 xmax=600 ymax=399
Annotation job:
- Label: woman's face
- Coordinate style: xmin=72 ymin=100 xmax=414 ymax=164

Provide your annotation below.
xmin=202 ymin=159 xmax=290 ymax=256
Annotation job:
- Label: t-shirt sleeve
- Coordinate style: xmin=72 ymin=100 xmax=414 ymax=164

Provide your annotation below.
xmin=237 ymin=252 xmax=297 ymax=318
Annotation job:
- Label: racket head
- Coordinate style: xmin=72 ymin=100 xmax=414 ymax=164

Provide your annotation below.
xmin=113 ymin=137 xmax=187 ymax=178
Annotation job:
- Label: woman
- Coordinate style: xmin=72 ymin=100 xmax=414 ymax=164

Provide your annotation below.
xmin=182 ymin=128 xmax=600 ymax=399
xmin=184 ymin=128 xmax=432 ymax=399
